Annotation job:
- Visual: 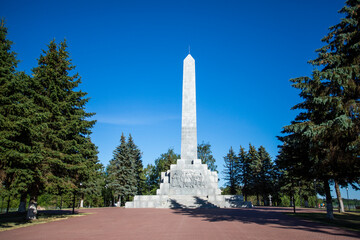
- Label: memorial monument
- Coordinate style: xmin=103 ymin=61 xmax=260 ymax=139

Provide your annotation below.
xmin=125 ymin=54 xmax=250 ymax=208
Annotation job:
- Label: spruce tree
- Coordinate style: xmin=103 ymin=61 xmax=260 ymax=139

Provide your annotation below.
xmin=248 ymin=144 xmax=261 ymax=205
xmin=0 ymin=18 xmax=20 ymax=201
xmin=78 ymin=163 xmax=104 ymax=208
xmin=0 ymin=20 xmax=44 ymax=213
xmin=24 ymin=39 xmax=98 ymax=217
xmin=237 ymin=146 xmax=252 ymax=201
xmin=107 ymin=134 xmax=137 ymax=205
xmin=279 ymin=0 xmax=360 ymax=219
xmin=222 ymin=147 xmax=238 ymax=195
xmin=127 ymin=134 xmax=145 ymax=195
xmin=258 ymin=146 xmax=274 ymax=205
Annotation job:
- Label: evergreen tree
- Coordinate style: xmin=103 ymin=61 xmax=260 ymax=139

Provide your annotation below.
xmin=247 ymin=144 xmax=261 ymax=205
xmin=17 ymin=39 xmax=98 ymax=218
xmin=0 ymin=25 xmax=98 ymax=215
xmin=198 ymin=142 xmax=217 ymax=171
xmin=0 ymin=18 xmax=21 ymax=206
xmin=279 ymin=0 xmax=360 ymax=219
xmin=0 ymin=20 xmax=45 ymax=213
xmin=127 ymin=134 xmax=145 ymax=195
xmin=258 ymin=146 xmax=275 ymax=205
xmin=237 ymin=145 xmax=252 ymax=201
xmin=78 ymin=164 xmax=105 ymax=208
xmin=107 ymin=134 xmax=137 ymax=205
xmin=223 ymin=147 xmax=238 ymax=195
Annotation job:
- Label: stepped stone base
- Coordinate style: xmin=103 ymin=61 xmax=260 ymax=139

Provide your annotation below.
xmin=125 ymin=195 xmax=252 ymax=208
xmin=125 ymin=159 xmax=252 ymax=209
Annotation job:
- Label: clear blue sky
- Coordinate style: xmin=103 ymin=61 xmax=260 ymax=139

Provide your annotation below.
xmin=2 ymin=0 xmax=358 ymax=200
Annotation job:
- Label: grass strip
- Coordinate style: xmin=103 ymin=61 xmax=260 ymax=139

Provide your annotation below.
xmin=286 ymin=211 xmax=360 ymax=232
xmin=0 ymin=210 xmax=90 ymax=232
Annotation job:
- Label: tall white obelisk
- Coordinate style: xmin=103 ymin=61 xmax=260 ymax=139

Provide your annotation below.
xmin=125 ymin=54 xmax=247 ymax=208
xmin=181 ymin=54 xmax=197 ymax=164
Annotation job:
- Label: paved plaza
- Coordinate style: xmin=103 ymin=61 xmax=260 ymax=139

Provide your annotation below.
xmin=0 ymin=207 xmax=359 ymax=240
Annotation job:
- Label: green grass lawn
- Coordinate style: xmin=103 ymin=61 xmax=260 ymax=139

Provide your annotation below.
xmin=287 ymin=211 xmax=360 ymax=232
xmin=0 ymin=210 xmax=87 ymax=232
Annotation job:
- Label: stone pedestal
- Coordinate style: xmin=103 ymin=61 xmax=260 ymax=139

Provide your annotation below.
xmin=125 ymin=159 xmax=251 ymax=208
xmin=156 ymin=159 xmax=220 ymax=196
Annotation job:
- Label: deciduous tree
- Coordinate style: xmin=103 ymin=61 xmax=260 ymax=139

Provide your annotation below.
xmin=198 ymin=142 xmax=217 ymax=171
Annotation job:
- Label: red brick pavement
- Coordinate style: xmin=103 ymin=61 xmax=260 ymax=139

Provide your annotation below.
xmin=0 ymin=207 xmax=359 ymax=240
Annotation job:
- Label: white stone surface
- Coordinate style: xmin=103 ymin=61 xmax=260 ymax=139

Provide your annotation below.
xmin=181 ymin=54 xmax=197 ymax=163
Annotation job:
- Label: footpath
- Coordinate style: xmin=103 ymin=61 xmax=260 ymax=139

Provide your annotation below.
xmin=0 ymin=207 xmax=359 ymax=240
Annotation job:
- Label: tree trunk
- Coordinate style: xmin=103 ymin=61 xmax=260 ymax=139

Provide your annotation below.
xmin=80 ymin=193 xmax=85 ymax=208
xmin=303 ymin=195 xmax=309 ymax=208
xmin=72 ymin=191 xmax=76 ymax=214
xmin=18 ymin=192 xmax=27 ymax=212
xmin=292 ymin=195 xmax=296 ymax=214
xmin=6 ymin=195 xmax=10 ymax=213
xmin=324 ymin=179 xmax=334 ymax=220
xmin=256 ymin=194 xmax=260 ymax=206
xmin=116 ymin=195 xmax=121 ymax=207
xmin=334 ymin=181 xmax=344 ymax=213
xmin=314 ymin=180 xmax=319 ymax=208
xmin=26 ymin=196 xmax=37 ymax=220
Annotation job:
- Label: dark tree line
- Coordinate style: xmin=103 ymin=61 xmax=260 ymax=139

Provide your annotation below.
xmin=223 ymin=144 xmax=277 ymax=206
xmin=0 ymin=20 xmax=101 ymax=218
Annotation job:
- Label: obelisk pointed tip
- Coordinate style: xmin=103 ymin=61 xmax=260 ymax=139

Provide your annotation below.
xmin=184 ymin=54 xmax=194 ymax=62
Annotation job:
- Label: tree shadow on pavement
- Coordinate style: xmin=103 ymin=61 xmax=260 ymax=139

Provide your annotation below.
xmin=168 ymin=197 xmax=218 ymax=209
xmin=170 ymin=207 xmax=360 ymax=239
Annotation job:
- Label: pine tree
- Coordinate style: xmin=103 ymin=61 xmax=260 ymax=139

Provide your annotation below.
xmin=279 ymin=0 xmax=360 ymax=219
xmin=223 ymin=147 xmax=238 ymax=195
xmin=107 ymin=134 xmax=137 ymax=206
xmin=198 ymin=142 xmax=217 ymax=171
xmin=127 ymin=134 xmax=145 ymax=195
